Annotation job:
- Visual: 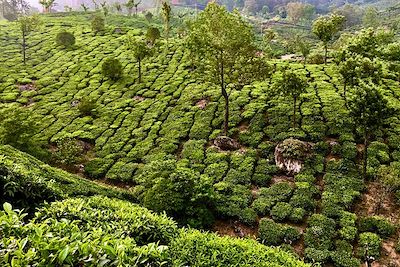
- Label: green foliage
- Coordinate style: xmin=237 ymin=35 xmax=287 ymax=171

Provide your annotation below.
xmin=274 ymin=70 xmax=307 ymax=128
xmin=0 ymin=198 xmax=308 ymax=267
xmin=277 ymin=138 xmax=310 ymax=159
xmin=84 ymin=158 xmax=114 ymax=179
xmin=312 ymin=13 xmax=345 ymax=63
xmin=53 ymin=137 xmax=83 ymax=166
xmin=271 ymin=202 xmax=293 ymax=222
xmin=136 ymin=159 xmax=214 ymax=228
xmin=126 ymin=36 xmax=152 ymax=83
xmin=330 ymin=240 xmax=360 ymax=267
xmin=17 ymin=15 xmax=41 ymax=34
xmin=289 ymin=207 xmax=306 ymax=223
xmin=358 ymin=232 xmax=382 ymax=260
xmin=77 ymin=97 xmax=97 ymax=117
xmin=345 ymin=28 xmax=394 ymax=59
xmin=55 ymin=31 xmax=75 ymax=48
xmin=348 ymin=82 xmax=396 ymax=178
xmin=146 ymin=27 xmax=160 ymax=45
xmin=91 ymin=14 xmax=105 ymax=33
xmin=358 ymin=216 xmax=396 ymax=238
xmin=338 ymin=211 xmax=357 ymax=241
xmin=304 ymin=214 xmax=336 ymax=251
xmin=17 ymin=15 xmax=41 ymax=63
xmin=161 ymin=1 xmax=171 ymax=39
xmin=169 ymin=228 xmax=307 ymax=267
xmin=0 ymin=197 xmax=176 ymax=266
xmin=0 ymin=145 xmax=134 ymax=209
xmin=101 ymin=57 xmax=123 ymax=81
xmin=188 ymin=2 xmax=270 ymax=134
xmin=0 ymin=107 xmax=45 ymax=157
xmin=258 ymin=218 xmax=300 ymax=246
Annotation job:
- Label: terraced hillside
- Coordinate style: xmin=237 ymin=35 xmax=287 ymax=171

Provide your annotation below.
xmin=1 ymin=11 xmax=400 ymax=267
xmin=0 ymin=146 xmax=307 ymax=266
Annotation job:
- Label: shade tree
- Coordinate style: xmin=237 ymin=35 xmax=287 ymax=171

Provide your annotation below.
xmin=17 ymin=14 xmax=41 ymax=64
xmin=1 ymin=0 xmax=30 ymax=21
xmin=161 ymin=1 xmax=171 ymax=41
xmin=125 ymin=0 xmax=141 ymax=16
xmin=146 ymin=27 xmax=161 ymax=46
xmin=136 ymin=159 xmax=215 ymax=228
xmin=348 ymin=83 xmax=396 ymax=179
xmin=91 ymin=14 xmax=105 ymax=33
xmin=126 ymin=36 xmax=152 ymax=83
xmin=286 ymin=2 xmax=315 ymax=24
xmin=312 ymin=14 xmax=345 ymax=64
xmin=338 ymin=54 xmax=383 ymax=105
xmin=39 ymin=0 xmax=55 ymax=13
xmin=188 ymin=2 xmax=270 ymax=136
xmin=274 ymin=69 xmax=307 ymax=129
xmin=296 ymin=35 xmax=311 ymax=64
xmin=101 ymin=57 xmax=123 ymax=81
xmin=55 ymin=31 xmax=75 ymax=48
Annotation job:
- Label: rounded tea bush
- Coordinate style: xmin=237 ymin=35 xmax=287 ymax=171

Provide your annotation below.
xmin=102 ymin=58 xmax=123 ymax=81
xmin=91 ymin=14 xmax=105 ymax=33
xmin=55 ymin=31 xmax=75 ymax=48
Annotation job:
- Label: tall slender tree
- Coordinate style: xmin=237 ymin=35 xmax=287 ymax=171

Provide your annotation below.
xmin=17 ymin=14 xmax=41 ymax=64
xmin=1 ymin=0 xmax=30 ymax=21
xmin=38 ymin=0 xmax=55 ymax=13
xmin=348 ymin=83 xmax=395 ymax=179
xmin=275 ymin=69 xmax=307 ymax=129
xmin=126 ymin=36 xmax=152 ymax=83
xmin=312 ymin=14 xmax=345 ymax=64
xmin=188 ymin=3 xmax=269 ymax=136
xmin=161 ymin=1 xmax=171 ymax=41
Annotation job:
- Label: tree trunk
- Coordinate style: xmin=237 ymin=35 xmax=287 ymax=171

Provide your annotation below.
xmin=304 ymin=55 xmax=307 ymax=65
xmin=222 ymin=85 xmax=229 ymax=136
xmin=363 ymin=131 xmax=369 ymax=180
xmin=138 ymin=58 xmax=141 ymax=83
xmin=22 ymin=31 xmax=26 ymax=64
xmin=219 ymin=52 xmax=228 ymax=136
xmin=293 ymin=96 xmax=297 ymax=128
xmin=343 ymin=81 xmax=348 ymax=108
xmin=135 ymin=6 xmax=138 ymax=16
xmin=324 ymin=44 xmax=328 ymax=65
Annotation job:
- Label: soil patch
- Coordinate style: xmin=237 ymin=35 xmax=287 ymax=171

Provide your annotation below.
xmin=212 ymin=219 xmax=258 ymax=239
xmin=195 ymin=98 xmax=210 ymax=109
xmin=372 ymin=239 xmax=400 ymax=267
xmin=354 ymin=182 xmax=400 ymax=223
xmin=238 ymin=120 xmax=249 ymax=132
xmin=354 ymin=181 xmax=400 ymax=266
xmin=326 ymin=154 xmax=341 ymax=161
xmin=18 ymin=83 xmax=37 ymax=91
xmin=271 ymin=175 xmax=295 ymax=185
xmin=133 ymin=95 xmax=145 ymax=101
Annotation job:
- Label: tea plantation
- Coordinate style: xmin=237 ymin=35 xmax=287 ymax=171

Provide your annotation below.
xmin=1 ymin=8 xmax=400 ymax=267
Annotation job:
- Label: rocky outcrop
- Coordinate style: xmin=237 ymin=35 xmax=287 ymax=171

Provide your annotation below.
xmin=214 ymin=136 xmax=240 ymax=151
xmin=274 ymin=138 xmax=313 ymax=175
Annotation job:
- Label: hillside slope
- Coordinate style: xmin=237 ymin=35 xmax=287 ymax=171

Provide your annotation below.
xmin=0 ymin=144 xmax=136 ymax=209
xmin=0 ymin=176 xmax=308 ymax=266
xmin=1 ymin=11 xmax=400 ymax=266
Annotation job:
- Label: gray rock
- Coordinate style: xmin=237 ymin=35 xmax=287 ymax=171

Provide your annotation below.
xmin=274 ymin=138 xmax=313 ymax=175
xmin=214 ymin=136 xmax=239 ymax=151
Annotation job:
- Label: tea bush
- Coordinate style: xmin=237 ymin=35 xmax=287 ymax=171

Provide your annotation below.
xmin=55 ymin=31 xmax=75 ymax=48
xmin=0 ymin=145 xmax=135 ymax=210
xmin=0 ymin=198 xmax=309 ymax=267
xmin=258 ymin=218 xmax=300 ymax=246
xmin=358 ymin=232 xmax=382 ymax=260
xmin=102 ymin=58 xmax=123 ymax=80
xmin=358 ymin=216 xmax=396 ymax=238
